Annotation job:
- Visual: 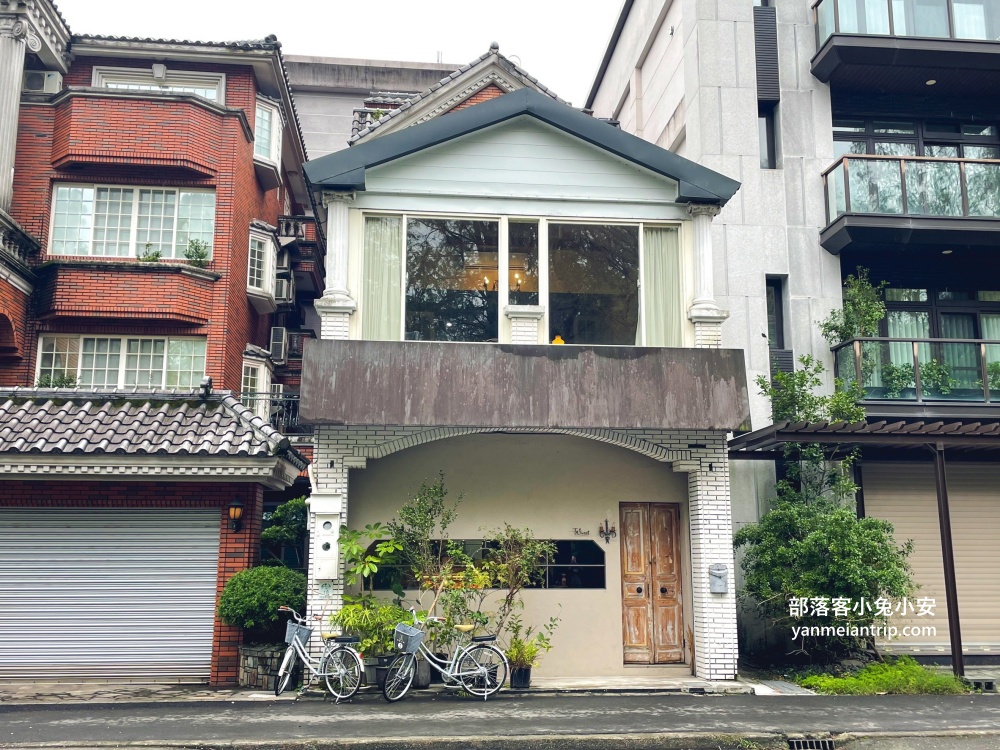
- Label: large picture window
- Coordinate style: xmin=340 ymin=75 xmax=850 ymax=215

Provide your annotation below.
xmin=405 ymin=218 xmax=500 ymax=342
xmin=549 ymin=224 xmax=640 ymax=345
xmin=37 ymin=335 xmax=206 ymax=388
xmin=50 ymin=184 xmax=215 ymax=259
xmin=361 ymin=213 xmax=682 ymax=346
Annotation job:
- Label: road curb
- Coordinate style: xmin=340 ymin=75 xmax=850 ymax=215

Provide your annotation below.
xmin=10 ymin=732 xmax=1000 ymax=750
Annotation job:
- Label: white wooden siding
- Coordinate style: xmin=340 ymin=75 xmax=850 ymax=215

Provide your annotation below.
xmin=865 ymin=462 xmax=1000 ymax=652
xmin=364 ymin=117 xmax=679 ymax=205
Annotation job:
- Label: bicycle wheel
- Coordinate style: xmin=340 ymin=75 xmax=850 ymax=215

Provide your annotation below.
xmin=321 ymin=646 xmax=364 ymax=701
xmin=382 ymin=653 xmax=415 ymax=702
xmin=457 ymin=644 xmax=507 ymax=698
xmin=274 ymin=645 xmax=297 ymax=697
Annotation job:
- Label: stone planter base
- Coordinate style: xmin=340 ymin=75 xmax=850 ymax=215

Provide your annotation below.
xmin=239 ymin=645 xmax=286 ymax=691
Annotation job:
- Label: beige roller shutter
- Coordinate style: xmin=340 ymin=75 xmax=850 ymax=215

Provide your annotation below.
xmin=865 ymin=462 xmax=1000 ymax=654
xmin=0 ymin=508 xmax=220 ymax=680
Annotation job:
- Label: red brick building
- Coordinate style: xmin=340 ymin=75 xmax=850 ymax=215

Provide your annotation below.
xmin=0 ymin=2 xmax=321 ymax=683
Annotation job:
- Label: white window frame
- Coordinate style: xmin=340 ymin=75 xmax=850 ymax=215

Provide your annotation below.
xmin=93 ymin=66 xmax=226 ymax=104
xmin=48 ymin=183 xmax=216 ymax=259
xmin=360 ymin=211 xmax=682 ymax=346
xmin=247 ymin=229 xmax=277 ymax=296
xmin=254 ymin=98 xmax=283 ymax=165
xmin=270 ymin=326 xmax=288 ymax=364
xmin=35 ymin=334 xmax=207 ymax=388
xmin=241 ymin=358 xmax=273 ymax=420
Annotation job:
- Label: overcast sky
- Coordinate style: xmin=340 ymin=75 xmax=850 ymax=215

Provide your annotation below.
xmin=54 ymin=0 xmax=622 ymax=106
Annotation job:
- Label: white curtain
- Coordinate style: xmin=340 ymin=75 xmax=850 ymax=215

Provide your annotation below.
xmin=981 ymin=314 xmax=1000 ymax=373
xmin=361 ymin=216 xmax=403 ymax=340
xmin=887 ymin=310 xmax=929 ymax=367
xmin=641 ymin=227 xmax=682 ymax=347
xmin=953 ymin=0 xmax=988 ymax=39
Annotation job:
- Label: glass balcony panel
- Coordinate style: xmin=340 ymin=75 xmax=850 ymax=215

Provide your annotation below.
xmin=919 ymin=341 xmax=984 ymax=401
xmin=910 ymin=0 xmax=952 ymax=37
xmin=836 ymin=345 xmax=859 ymax=387
xmin=818 ymin=0 xmax=836 ymax=42
xmin=847 ymin=158 xmax=904 ymax=213
xmin=828 ymin=164 xmax=847 ymax=219
xmin=965 ymin=163 xmax=1000 ymax=217
xmin=864 ymin=340 xmax=917 ymax=400
xmin=904 ymin=160 xmax=962 ymax=216
xmin=985 ymin=342 xmax=1000 ymax=400
xmin=953 ymin=0 xmax=990 ymax=39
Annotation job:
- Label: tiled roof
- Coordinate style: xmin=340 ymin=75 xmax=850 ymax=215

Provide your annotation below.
xmin=350 ymin=42 xmax=566 ymax=143
xmin=0 ymin=388 xmax=307 ymax=468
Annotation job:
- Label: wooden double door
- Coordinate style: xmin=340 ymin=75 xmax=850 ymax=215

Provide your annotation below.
xmin=620 ymin=503 xmax=684 ymax=664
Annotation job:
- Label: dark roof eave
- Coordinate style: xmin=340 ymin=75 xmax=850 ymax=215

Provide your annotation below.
xmin=585 ymin=0 xmax=635 ymax=110
xmin=305 ymin=88 xmax=739 ymax=205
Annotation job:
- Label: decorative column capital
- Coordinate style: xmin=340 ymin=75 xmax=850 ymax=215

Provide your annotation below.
xmin=685 ymin=203 xmax=722 ymax=219
xmin=321 ymin=190 xmax=356 ymax=208
xmin=0 ymin=1 xmax=71 ymax=70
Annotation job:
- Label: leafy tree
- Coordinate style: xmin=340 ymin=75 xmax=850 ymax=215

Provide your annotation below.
xmin=184 ymin=239 xmax=211 ymax=268
xmin=740 ymin=353 xmax=913 ymax=658
xmin=261 ymin=497 xmax=308 ymax=568
xmin=820 ymin=267 xmax=887 ymax=346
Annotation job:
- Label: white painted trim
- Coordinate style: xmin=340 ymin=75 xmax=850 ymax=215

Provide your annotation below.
xmin=254 ymin=98 xmax=283 ymax=165
xmin=47 ymin=183 xmax=216 ymax=259
xmin=92 ymin=65 xmax=226 ymax=104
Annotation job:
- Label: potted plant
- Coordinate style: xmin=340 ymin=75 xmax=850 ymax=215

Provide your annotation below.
xmin=503 ymin=613 xmax=560 ymax=690
xmin=217 ymin=564 xmax=306 ymax=690
xmin=331 ymin=599 xmax=410 ymax=688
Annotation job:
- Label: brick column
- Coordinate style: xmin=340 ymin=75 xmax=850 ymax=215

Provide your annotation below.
xmin=686 ymin=203 xmax=728 ymax=349
xmin=684 ymin=446 xmax=739 ymax=680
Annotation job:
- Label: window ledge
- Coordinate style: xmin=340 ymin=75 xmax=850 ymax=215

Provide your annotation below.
xmin=254 ymin=156 xmax=281 ymax=191
xmin=504 ymin=304 xmax=545 ymax=320
xmin=247 ymin=286 xmax=277 ymax=314
xmin=37 ymin=258 xmax=220 ymax=281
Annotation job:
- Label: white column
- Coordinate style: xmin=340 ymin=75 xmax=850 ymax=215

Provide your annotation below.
xmin=314 ymin=191 xmax=356 ymax=340
xmin=0 ymin=17 xmax=31 ymax=213
xmin=686 ymin=203 xmax=728 ymax=348
xmin=682 ymin=444 xmax=739 ymax=681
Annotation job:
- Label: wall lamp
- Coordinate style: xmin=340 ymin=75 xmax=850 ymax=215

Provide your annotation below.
xmin=598 ymin=518 xmax=617 ymax=544
xmin=228 ymin=500 xmax=244 ymax=533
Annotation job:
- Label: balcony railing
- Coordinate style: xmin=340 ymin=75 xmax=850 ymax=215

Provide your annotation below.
xmin=815 ymin=0 xmax=1000 ymax=45
xmin=239 ymin=392 xmax=311 ymax=434
xmin=823 ymin=154 xmax=1000 ymax=224
xmin=833 ymin=337 xmax=1000 ymax=404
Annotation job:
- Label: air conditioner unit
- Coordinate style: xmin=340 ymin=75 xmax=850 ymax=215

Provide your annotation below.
xmin=22 ymin=71 xmax=62 ymax=94
xmin=274 ymin=276 xmax=295 ymax=303
xmin=270 ymin=326 xmax=288 ymax=364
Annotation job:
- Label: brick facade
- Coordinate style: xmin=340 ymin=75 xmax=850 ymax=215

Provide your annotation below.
xmin=5 ymin=56 xmax=294 ymax=392
xmin=448 ymin=83 xmax=507 ymax=112
xmin=0 ymin=481 xmax=263 ymax=686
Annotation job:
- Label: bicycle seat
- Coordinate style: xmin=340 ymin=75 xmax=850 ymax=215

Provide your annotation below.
xmin=331 ymin=635 xmax=360 ymax=644
xmin=454 ymin=624 xmax=475 ymax=633
xmin=471 ymin=634 xmax=497 ymax=642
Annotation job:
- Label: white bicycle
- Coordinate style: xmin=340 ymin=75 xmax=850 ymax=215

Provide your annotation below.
xmin=274 ymin=606 xmax=364 ymax=702
xmin=381 ymin=608 xmax=508 ymax=702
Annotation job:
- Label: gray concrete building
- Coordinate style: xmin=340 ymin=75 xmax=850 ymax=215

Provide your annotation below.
xmin=285 ymin=55 xmax=458 ymax=157
xmin=588 ymin=0 xmax=1000 ymax=665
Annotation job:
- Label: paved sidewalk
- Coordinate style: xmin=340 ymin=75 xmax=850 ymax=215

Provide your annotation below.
xmin=0 ymin=673 xmax=756 ymax=707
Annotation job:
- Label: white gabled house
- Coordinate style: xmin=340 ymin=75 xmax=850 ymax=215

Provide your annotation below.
xmin=298 ymin=54 xmax=749 ymax=681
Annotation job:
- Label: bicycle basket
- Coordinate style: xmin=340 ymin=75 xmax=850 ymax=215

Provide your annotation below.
xmin=284 ymin=621 xmax=313 ymax=647
xmin=393 ymin=623 xmax=424 ymax=654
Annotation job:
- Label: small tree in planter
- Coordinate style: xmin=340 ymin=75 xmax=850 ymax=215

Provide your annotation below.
xmin=504 ymin=612 xmax=561 ymax=689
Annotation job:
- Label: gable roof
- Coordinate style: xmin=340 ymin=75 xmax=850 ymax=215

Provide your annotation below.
xmin=0 ymin=388 xmax=306 ymax=469
xmin=349 ymin=42 xmax=565 ymax=143
xmin=305 ymin=88 xmax=740 ymax=205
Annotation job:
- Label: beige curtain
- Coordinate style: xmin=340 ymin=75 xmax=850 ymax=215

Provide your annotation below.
xmin=642 ymin=227 xmax=682 ymax=347
xmin=361 ymin=216 xmax=403 ymax=340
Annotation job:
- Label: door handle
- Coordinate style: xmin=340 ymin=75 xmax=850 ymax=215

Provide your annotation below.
xmin=636 ymin=586 xmax=643 ymax=594
xmin=660 ymin=586 xmax=669 ymax=595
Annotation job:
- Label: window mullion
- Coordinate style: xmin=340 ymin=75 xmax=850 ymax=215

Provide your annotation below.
xmin=161 ymin=337 xmax=170 ymax=386
xmin=130 ymin=187 xmax=140 ymax=258
xmin=400 ymin=215 xmax=407 ymax=341
xmin=539 ymin=218 xmax=549 ymax=343
xmin=117 ymin=336 xmax=126 ymax=387
xmin=498 ymin=217 xmax=509 ymax=343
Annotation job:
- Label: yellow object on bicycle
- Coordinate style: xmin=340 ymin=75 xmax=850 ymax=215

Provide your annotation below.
xmin=454 ymin=624 xmax=475 ymax=633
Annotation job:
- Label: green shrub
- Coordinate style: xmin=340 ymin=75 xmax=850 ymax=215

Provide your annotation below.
xmin=36 ymin=373 xmax=77 ymax=387
xmin=800 ymin=656 xmax=967 ymax=695
xmin=183 ymin=239 xmax=211 ymax=268
xmin=217 ymin=565 xmax=306 ymax=644
xmin=331 ymin=601 xmax=411 ymax=656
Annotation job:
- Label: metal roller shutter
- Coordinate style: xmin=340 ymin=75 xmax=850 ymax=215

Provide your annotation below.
xmin=865 ymin=463 xmax=1000 ymax=654
xmin=0 ymin=508 xmax=220 ymax=680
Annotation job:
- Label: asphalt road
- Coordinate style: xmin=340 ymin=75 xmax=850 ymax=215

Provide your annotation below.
xmin=2 ymin=692 xmax=999 ymax=747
